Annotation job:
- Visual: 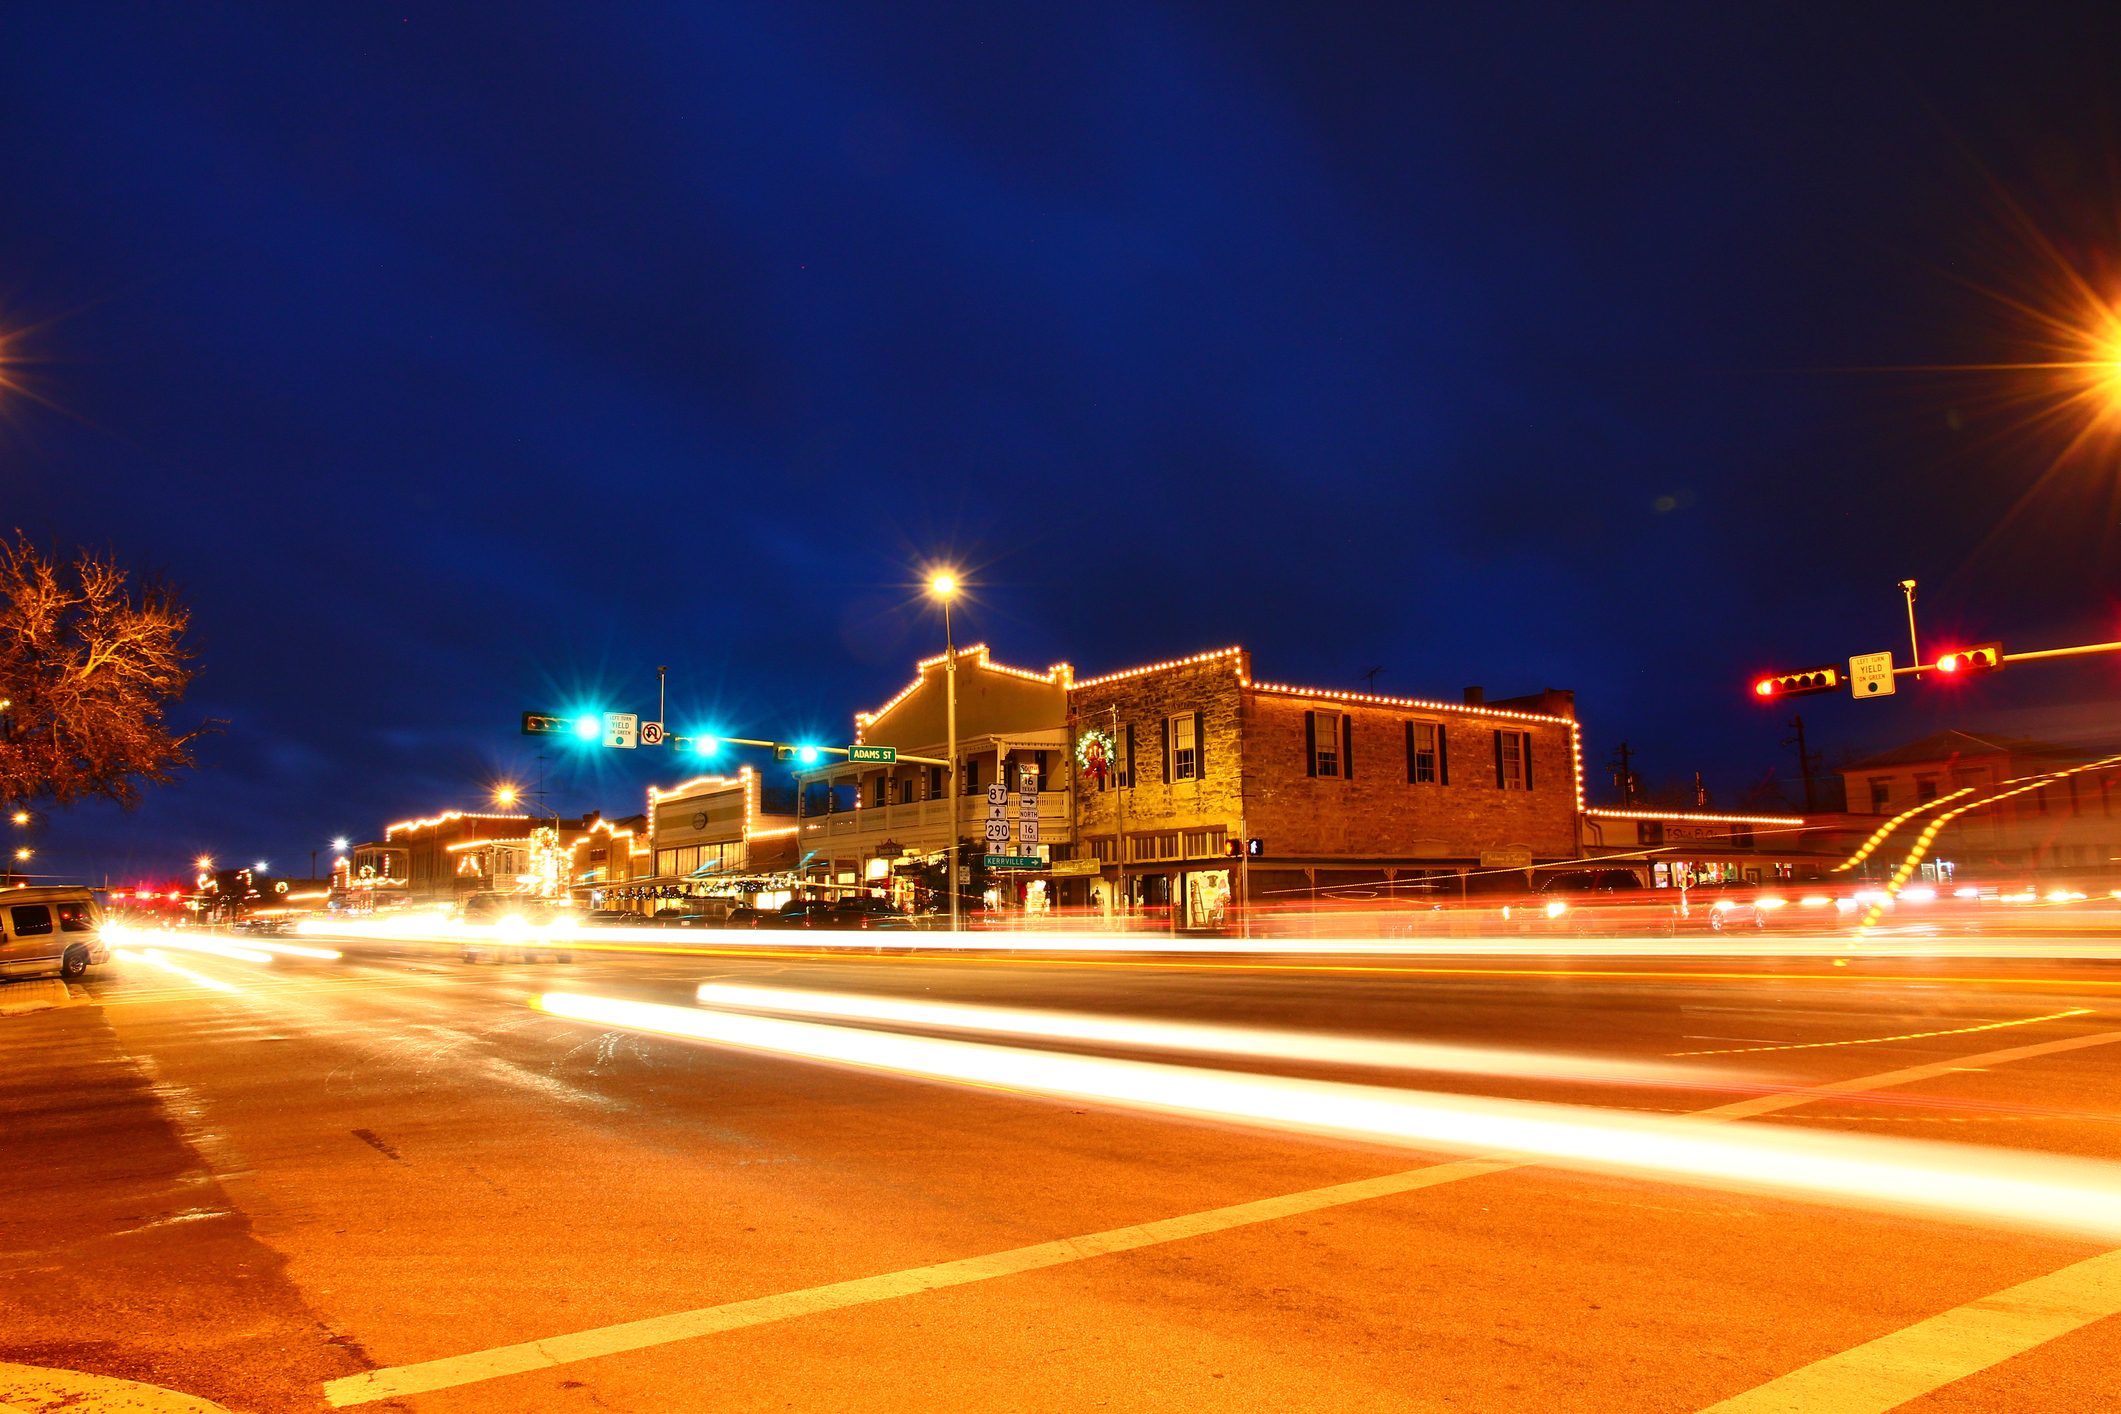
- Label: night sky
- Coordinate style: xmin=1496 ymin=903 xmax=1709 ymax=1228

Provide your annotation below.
xmin=5 ymin=4 xmax=2121 ymax=885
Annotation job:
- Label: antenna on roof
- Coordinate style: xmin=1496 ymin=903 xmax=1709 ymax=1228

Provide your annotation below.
xmin=1360 ymin=665 xmax=1384 ymax=690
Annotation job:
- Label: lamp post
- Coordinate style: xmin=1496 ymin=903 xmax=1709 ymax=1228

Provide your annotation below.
xmin=929 ymin=571 xmax=961 ymax=933
xmin=1899 ymin=579 xmax=1921 ymax=677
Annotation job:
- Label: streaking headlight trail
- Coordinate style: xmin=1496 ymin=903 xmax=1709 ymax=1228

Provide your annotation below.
xmin=691 ymin=983 xmax=1745 ymax=1089
xmin=541 ymin=991 xmax=2121 ymax=1244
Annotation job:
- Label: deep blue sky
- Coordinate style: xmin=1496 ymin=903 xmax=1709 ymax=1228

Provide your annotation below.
xmin=5 ymin=4 xmax=2121 ymax=884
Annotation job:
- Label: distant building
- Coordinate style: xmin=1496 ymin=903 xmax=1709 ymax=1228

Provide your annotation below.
xmin=1838 ymin=730 xmax=2121 ymax=879
xmin=358 ymin=809 xmax=588 ymax=909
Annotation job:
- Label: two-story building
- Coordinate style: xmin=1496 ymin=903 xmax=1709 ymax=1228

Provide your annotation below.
xmin=796 ymin=646 xmax=1076 ymax=912
xmin=1066 ymin=647 xmax=1584 ymax=925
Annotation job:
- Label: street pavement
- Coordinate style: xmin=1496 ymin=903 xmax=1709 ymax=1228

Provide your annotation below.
xmin=3 ymin=933 xmax=2119 ymax=1412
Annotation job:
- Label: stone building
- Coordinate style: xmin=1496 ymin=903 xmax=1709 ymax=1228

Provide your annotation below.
xmin=1066 ymin=647 xmax=1584 ymax=925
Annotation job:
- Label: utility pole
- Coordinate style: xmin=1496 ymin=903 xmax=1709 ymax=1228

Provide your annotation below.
xmin=657 ymin=665 xmax=668 ymax=727
xmin=943 ymin=601 xmax=960 ymax=935
xmin=1608 ymin=742 xmax=1638 ymax=806
xmin=1784 ymin=713 xmax=1818 ymax=812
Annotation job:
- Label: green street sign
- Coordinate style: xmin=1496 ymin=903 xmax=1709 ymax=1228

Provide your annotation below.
xmin=522 ymin=712 xmax=572 ymax=737
xmin=847 ymin=745 xmax=898 ymax=764
xmin=983 ymin=855 xmax=1043 ymax=869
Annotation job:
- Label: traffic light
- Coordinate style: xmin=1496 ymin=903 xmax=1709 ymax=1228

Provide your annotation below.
xmin=1222 ymin=838 xmax=1242 ymax=857
xmin=1752 ymin=666 xmax=1842 ymax=699
xmin=693 ymin=735 xmax=721 ymax=757
xmin=571 ymin=714 xmax=601 ymax=739
xmin=774 ymin=744 xmax=823 ymax=765
xmin=1935 ymin=642 xmax=2004 ymax=675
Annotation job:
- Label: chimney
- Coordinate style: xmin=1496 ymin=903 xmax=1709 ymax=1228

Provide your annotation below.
xmin=1463 ymin=686 xmax=1485 ymax=705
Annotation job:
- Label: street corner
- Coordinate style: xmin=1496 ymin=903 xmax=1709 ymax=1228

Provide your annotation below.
xmin=0 ymin=1360 xmax=236 ymax=1413
xmin=0 ymin=977 xmax=74 ymax=1017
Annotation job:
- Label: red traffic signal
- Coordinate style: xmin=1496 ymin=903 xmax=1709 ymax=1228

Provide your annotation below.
xmin=1753 ymin=666 xmax=1842 ymax=699
xmin=1935 ymin=642 xmax=2003 ymax=675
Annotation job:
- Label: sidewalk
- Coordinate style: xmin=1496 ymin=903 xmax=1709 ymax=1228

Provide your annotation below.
xmin=0 ymin=977 xmax=70 ymax=1016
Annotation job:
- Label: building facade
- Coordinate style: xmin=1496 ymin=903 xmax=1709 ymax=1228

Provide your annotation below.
xmin=1067 ymin=648 xmax=1584 ymax=924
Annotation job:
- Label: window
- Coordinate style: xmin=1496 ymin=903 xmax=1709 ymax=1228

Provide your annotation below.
xmin=1169 ymin=714 xmax=1199 ymax=782
xmin=1181 ymin=827 xmax=1226 ymax=858
xmin=1117 ymin=725 xmax=1135 ymax=789
xmin=1091 ymin=836 xmax=1117 ymax=862
xmin=1869 ymin=779 xmax=1890 ymax=812
xmin=963 ymin=759 xmax=981 ymax=794
xmin=1406 ymin=721 xmax=1444 ymax=784
xmin=1916 ymin=776 xmax=1938 ymax=803
xmin=1494 ymin=730 xmax=1531 ymax=790
xmin=929 ymin=765 xmax=944 ymax=799
xmin=56 ymin=903 xmax=94 ymax=933
xmin=1127 ymin=832 xmax=1181 ymax=862
xmin=1307 ymin=711 xmax=1344 ymax=778
xmin=872 ymin=777 xmax=888 ymax=808
xmin=10 ymin=904 xmax=51 ymax=937
xmin=899 ymin=779 xmax=916 ymax=805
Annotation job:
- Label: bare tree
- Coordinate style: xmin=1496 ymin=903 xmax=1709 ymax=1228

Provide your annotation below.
xmin=0 ymin=534 xmax=212 ymax=807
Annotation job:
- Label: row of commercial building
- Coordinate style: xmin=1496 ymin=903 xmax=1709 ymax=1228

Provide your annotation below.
xmin=334 ymin=644 xmax=2121 ymax=925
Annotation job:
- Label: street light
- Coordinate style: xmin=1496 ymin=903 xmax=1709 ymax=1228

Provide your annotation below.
xmin=331 ymin=836 xmax=350 ymax=853
xmin=13 ymin=847 xmax=29 ymax=862
xmin=927 ymin=570 xmax=962 ymax=934
xmin=494 ymin=785 xmax=520 ymax=807
xmin=194 ymin=855 xmax=214 ymax=872
xmin=9 ymin=810 xmax=27 ymax=827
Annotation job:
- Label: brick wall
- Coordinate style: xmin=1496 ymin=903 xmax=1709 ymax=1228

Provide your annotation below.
xmin=1067 ymin=652 xmax=1580 ymax=867
xmin=1242 ymin=690 xmax=1577 ymax=860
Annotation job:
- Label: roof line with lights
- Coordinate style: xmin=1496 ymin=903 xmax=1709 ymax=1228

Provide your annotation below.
xmin=384 ymin=810 xmax=532 ymax=841
xmin=1584 ymin=808 xmax=1807 ymax=826
xmin=855 ymin=645 xmax=1074 ymax=730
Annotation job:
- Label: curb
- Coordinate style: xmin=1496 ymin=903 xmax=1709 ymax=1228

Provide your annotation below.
xmin=0 ymin=978 xmax=72 ymax=1016
xmin=0 ymin=1361 xmax=234 ymax=1412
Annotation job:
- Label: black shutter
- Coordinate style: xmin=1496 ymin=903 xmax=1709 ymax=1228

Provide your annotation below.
xmin=1125 ymin=724 xmax=1135 ymax=787
xmin=1342 ymin=715 xmax=1354 ymax=780
xmin=1161 ymin=717 xmax=1172 ymax=784
xmin=1304 ymin=712 xmax=1317 ymax=777
xmin=1405 ymin=721 xmax=1416 ymax=783
xmin=1194 ymin=711 xmax=1205 ymax=780
xmin=1494 ymin=731 xmax=1505 ymax=788
xmin=1438 ymin=726 xmax=1449 ymax=785
xmin=1035 ymin=750 xmax=1048 ymax=788
xmin=1522 ymin=732 xmax=1534 ymax=791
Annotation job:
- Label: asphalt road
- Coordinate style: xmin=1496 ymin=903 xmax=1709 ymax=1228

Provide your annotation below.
xmin=4 ymin=932 xmax=2119 ymax=1413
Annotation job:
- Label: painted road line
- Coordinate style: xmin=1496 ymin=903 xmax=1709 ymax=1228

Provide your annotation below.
xmin=1696 ymin=1246 xmax=2121 ymax=1413
xmin=1668 ymin=1006 xmax=2094 ymax=1057
xmin=323 ymin=1025 xmax=2121 ymax=1407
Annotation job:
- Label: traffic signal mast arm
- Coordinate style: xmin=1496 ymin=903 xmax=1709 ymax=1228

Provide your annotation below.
xmin=1755 ymin=635 xmax=2121 ymax=698
xmin=669 ymin=734 xmax=949 ymax=767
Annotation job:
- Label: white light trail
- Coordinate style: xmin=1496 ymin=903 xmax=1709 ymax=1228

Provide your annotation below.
xmin=691 ymin=983 xmax=1741 ymax=1088
xmin=542 ymin=992 xmax=2121 ymax=1244
xmin=135 ymin=947 xmax=242 ymax=993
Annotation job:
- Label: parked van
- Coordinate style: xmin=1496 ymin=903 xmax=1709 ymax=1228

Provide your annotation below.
xmin=0 ymin=886 xmax=109 ymax=980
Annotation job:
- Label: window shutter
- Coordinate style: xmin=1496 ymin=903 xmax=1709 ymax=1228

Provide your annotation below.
xmin=1405 ymin=721 xmax=1415 ymax=783
xmin=1494 ymin=731 xmax=1505 ymax=788
xmin=1342 ymin=715 xmax=1354 ymax=780
xmin=1194 ymin=711 xmax=1205 ymax=779
xmin=1522 ymin=732 xmax=1534 ymax=790
xmin=1161 ymin=717 xmax=1172 ymax=784
xmin=1125 ymin=724 xmax=1135 ymax=787
xmin=1438 ymin=726 xmax=1449 ymax=785
xmin=1304 ymin=712 xmax=1317 ymax=777
xmin=1035 ymin=750 xmax=1048 ymax=788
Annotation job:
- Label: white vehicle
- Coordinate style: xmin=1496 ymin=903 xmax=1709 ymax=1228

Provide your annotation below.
xmin=0 ymin=886 xmax=110 ymax=979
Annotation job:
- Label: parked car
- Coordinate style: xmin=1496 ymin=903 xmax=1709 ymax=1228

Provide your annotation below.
xmin=1523 ymin=869 xmax=1678 ymax=935
xmin=757 ymin=899 xmax=841 ymax=930
xmin=1677 ymin=882 xmax=1773 ymax=932
xmin=828 ymin=897 xmax=914 ymax=930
